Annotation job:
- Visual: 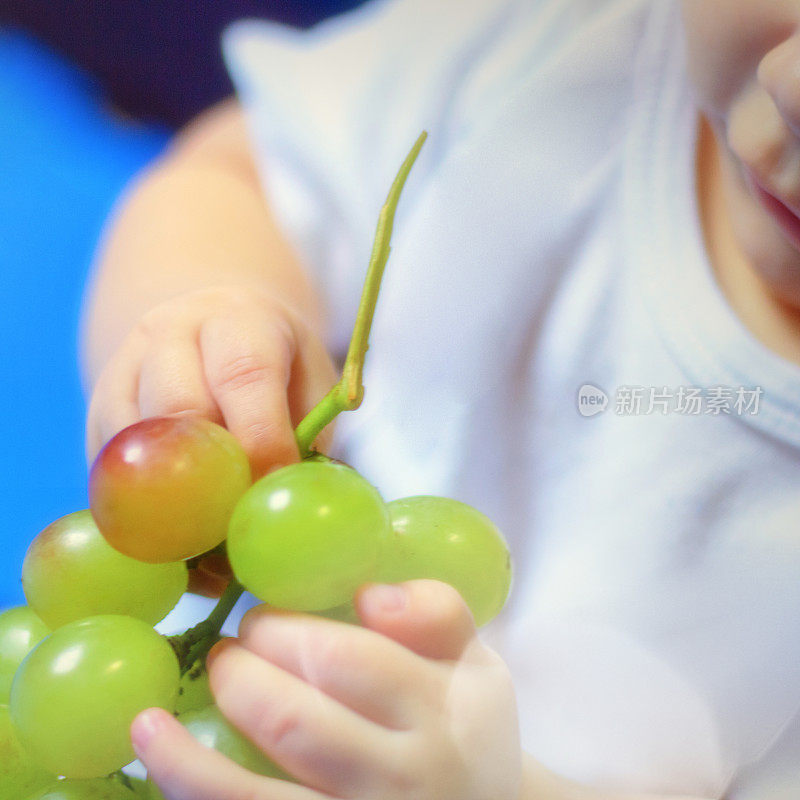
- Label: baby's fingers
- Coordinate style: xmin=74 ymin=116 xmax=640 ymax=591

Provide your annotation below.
xmin=137 ymin=334 xmax=221 ymax=422
xmin=208 ymin=640 xmax=405 ymax=797
xmin=237 ymin=609 xmax=446 ymax=729
xmin=201 ymin=310 xmax=299 ymax=477
xmin=86 ymin=332 xmax=147 ymax=462
xmin=357 ymin=580 xmax=477 ymax=661
xmin=132 ymin=707 xmax=329 ymax=800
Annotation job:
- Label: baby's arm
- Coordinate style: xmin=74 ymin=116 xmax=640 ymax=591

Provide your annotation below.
xmin=82 ymin=100 xmax=336 ymax=475
xmin=86 ymin=102 xmax=713 ymax=800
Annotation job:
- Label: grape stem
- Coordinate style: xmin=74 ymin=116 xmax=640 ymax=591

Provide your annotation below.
xmin=168 ymin=132 xmax=426 ymax=676
xmin=112 ymin=771 xmax=133 ymax=789
xmin=294 ymin=131 xmax=427 ymax=458
xmin=171 ymin=578 xmax=244 ymax=675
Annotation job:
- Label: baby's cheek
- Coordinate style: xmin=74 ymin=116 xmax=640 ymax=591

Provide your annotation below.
xmin=726 ymin=88 xmax=800 ymax=204
xmin=681 ymin=0 xmax=800 ymax=115
xmin=727 ymin=89 xmax=786 ymax=173
xmin=758 ymin=34 xmax=800 ymax=129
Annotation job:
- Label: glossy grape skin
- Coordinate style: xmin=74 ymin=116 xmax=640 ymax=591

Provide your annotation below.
xmin=376 ymin=496 xmax=512 ymax=626
xmin=89 ymin=416 xmax=251 ymax=563
xmin=32 ymin=778 xmax=138 ymax=799
xmin=0 ymin=606 xmax=49 ymax=702
xmin=148 ymin=704 xmax=289 ymax=799
xmin=11 ymin=615 xmax=180 ymax=779
xmin=23 ymin=510 xmax=188 ymax=629
xmin=174 ymin=660 xmax=213 ymax=715
xmin=131 ymin=778 xmax=153 ymax=800
xmin=314 ymin=602 xmax=361 ymax=625
xmin=125 ymin=777 xmax=153 ymax=799
xmin=227 ymin=462 xmax=389 ymax=610
xmin=0 ymin=704 xmax=54 ymax=797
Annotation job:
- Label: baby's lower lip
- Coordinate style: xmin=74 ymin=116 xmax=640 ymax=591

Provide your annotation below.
xmin=748 ymin=173 xmax=800 ymax=250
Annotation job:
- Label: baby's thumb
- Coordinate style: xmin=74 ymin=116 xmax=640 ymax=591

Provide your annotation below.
xmin=355 ymin=579 xmax=476 ymax=661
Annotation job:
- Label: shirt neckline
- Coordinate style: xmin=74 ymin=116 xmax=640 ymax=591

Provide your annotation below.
xmin=624 ymin=2 xmax=800 ymax=451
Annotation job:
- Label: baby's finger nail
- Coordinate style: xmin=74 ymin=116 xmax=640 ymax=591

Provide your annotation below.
xmin=131 ymin=708 xmax=169 ymax=756
xmin=364 ymin=583 xmax=408 ymax=614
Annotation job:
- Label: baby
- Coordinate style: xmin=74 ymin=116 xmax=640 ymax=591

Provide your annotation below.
xmin=83 ymin=0 xmax=800 ymax=798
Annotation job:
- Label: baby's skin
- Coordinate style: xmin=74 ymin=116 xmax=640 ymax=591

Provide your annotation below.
xmin=133 ymin=580 xmax=522 ymax=800
xmin=683 ymin=0 xmax=800 ymax=361
xmin=85 ymin=3 xmax=800 ymax=797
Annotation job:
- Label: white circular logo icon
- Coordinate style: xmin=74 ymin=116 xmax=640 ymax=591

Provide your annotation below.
xmin=577 ymin=384 xmax=609 ymax=417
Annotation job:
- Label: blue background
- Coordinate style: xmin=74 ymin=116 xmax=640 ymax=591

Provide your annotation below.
xmin=0 ymin=1 xmax=365 ymax=607
xmin=0 ymin=31 xmax=169 ymax=605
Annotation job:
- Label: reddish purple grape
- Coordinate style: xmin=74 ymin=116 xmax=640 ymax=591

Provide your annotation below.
xmin=89 ymin=416 xmax=251 ymax=563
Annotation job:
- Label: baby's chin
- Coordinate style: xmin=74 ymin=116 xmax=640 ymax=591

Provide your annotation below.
xmin=747 ymin=216 xmax=800 ymax=310
xmin=753 ymin=252 xmax=800 ymax=311
xmin=739 ymin=236 xmax=800 ymax=316
xmin=761 ymin=264 xmax=800 ymax=312
xmin=727 ymin=172 xmax=800 ymax=311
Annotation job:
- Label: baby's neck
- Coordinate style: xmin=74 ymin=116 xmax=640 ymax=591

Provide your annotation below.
xmin=696 ymin=116 xmax=800 ymax=366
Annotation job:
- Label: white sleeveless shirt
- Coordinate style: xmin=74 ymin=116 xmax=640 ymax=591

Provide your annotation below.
xmin=173 ymin=1 xmax=800 ymax=795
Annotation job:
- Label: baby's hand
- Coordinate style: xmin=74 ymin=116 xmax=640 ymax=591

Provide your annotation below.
xmin=133 ymin=580 xmax=523 ymax=800
xmin=86 ymin=285 xmax=337 ymax=477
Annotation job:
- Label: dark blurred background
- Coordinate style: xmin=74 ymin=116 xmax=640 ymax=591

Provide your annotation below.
xmin=1 ymin=1 xmax=368 ymax=126
xmin=0 ymin=1 xmax=367 ymax=606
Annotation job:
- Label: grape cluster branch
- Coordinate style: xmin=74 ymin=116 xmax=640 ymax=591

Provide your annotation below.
xmin=170 ymin=578 xmax=244 ymax=675
xmin=170 ymin=130 xmax=426 ymax=675
xmin=294 ymin=131 xmax=427 ymax=458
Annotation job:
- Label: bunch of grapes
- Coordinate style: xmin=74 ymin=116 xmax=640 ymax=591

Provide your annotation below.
xmin=0 ymin=133 xmax=512 ymax=798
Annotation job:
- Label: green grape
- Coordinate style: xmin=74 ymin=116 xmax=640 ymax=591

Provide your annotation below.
xmin=314 ymin=602 xmax=361 ymax=625
xmin=227 ymin=462 xmax=389 ymax=610
xmin=376 ymin=496 xmax=512 ymax=626
xmin=148 ymin=704 xmax=289 ymax=799
xmin=0 ymin=704 xmax=54 ymax=797
xmin=11 ymin=615 xmax=179 ymax=779
xmin=89 ymin=416 xmax=251 ymax=563
xmin=174 ymin=660 xmax=213 ymax=715
xmin=181 ymin=703 xmax=289 ymax=776
xmin=32 ymin=778 xmax=138 ymax=799
xmin=22 ymin=510 xmax=188 ymax=629
xmin=144 ymin=783 xmax=164 ymax=800
xmin=0 ymin=606 xmax=49 ymax=702
xmin=125 ymin=776 xmax=153 ymax=799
